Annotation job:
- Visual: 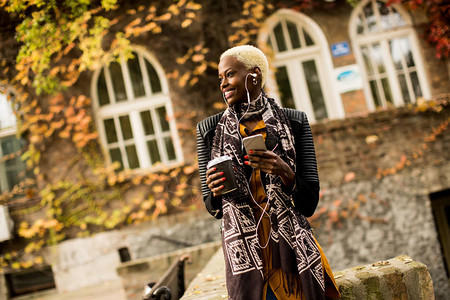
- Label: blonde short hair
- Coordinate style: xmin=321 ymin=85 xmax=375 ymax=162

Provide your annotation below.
xmin=220 ymin=45 xmax=269 ymax=87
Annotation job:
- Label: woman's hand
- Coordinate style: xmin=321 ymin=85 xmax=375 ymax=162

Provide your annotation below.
xmin=245 ymin=150 xmax=295 ymax=187
xmin=206 ymin=167 xmax=226 ymax=197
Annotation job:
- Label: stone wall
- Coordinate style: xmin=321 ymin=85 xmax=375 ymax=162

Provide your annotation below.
xmin=308 ymin=104 xmax=450 ymax=299
xmin=335 ymin=255 xmax=435 ymax=299
xmin=40 ymin=210 xmax=220 ymax=293
xmin=180 ymin=250 xmax=435 ymax=300
xmin=116 ymin=241 xmax=221 ymax=300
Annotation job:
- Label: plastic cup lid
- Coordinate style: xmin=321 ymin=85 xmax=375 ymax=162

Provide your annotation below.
xmin=207 ymin=155 xmax=232 ymax=169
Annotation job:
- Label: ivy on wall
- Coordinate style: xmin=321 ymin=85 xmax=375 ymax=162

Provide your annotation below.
xmin=0 ymin=0 xmax=205 ymax=271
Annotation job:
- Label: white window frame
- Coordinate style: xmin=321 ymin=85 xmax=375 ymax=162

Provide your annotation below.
xmin=0 ymin=93 xmax=24 ymax=192
xmin=349 ymin=0 xmax=431 ymax=111
xmin=91 ymin=46 xmax=184 ymax=172
xmin=258 ymin=9 xmax=344 ymax=123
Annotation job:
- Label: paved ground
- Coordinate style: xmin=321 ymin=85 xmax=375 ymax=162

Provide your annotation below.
xmin=12 ymin=280 xmax=126 ymax=300
xmin=181 ymin=248 xmax=227 ymax=300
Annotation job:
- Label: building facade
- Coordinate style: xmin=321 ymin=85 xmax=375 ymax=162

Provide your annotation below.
xmin=0 ymin=0 xmax=449 ymax=298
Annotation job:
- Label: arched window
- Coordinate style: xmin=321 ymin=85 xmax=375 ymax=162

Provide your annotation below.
xmin=0 ymin=93 xmax=28 ymax=192
xmin=91 ymin=48 xmax=183 ymax=171
xmin=350 ymin=0 xmax=430 ymax=110
xmin=259 ymin=9 xmax=344 ymax=122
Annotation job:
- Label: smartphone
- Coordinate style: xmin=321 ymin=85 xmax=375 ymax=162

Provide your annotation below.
xmin=242 ymin=134 xmax=267 ymax=153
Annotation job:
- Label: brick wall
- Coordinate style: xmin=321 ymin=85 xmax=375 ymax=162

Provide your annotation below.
xmin=312 ymin=104 xmax=450 ymax=185
xmin=340 ymin=89 xmax=368 ymax=117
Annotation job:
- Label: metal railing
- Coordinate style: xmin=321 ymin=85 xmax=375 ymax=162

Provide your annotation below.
xmin=142 ymin=254 xmax=191 ymax=300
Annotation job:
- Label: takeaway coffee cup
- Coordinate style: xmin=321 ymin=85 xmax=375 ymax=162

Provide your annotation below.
xmin=207 ymin=155 xmax=238 ymax=194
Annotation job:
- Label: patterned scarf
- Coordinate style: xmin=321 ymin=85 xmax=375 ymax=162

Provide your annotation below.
xmin=211 ymin=92 xmax=325 ymax=300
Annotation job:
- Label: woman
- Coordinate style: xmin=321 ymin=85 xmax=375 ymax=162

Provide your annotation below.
xmin=196 ymin=45 xmax=340 ymax=300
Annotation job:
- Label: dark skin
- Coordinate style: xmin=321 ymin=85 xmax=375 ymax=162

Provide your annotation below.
xmin=206 ymin=56 xmax=295 ymax=197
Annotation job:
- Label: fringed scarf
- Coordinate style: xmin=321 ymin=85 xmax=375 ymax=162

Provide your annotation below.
xmin=211 ymin=92 xmax=325 ymax=300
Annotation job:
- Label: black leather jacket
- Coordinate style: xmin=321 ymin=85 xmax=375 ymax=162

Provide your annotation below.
xmin=196 ymin=108 xmax=320 ymax=219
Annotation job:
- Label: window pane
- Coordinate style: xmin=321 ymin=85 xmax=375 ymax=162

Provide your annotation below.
xmin=127 ymin=54 xmax=146 ymax=98
xmin=125 ymin=145 xmax=140 ymax=169
xmin=274 ymin=22 xmax=287 ymax=52
xmin=303 ymin=29 xmax=314 ymax=46
xmin=381 ymin=3 xmax=407 ymax=29
xmin=145 ymin=60 xmax=162 ymax=94
xmin=398 ymin=74 xmax=411 ymax=104
xmin=110 ymin=148 xmax=123 ymax=171
xmin=157 ymin=106 xmax=170 ymax=132
xmin=109 ymin=62 xmax=127 ymax=102
xmin=119 ymin=115 xmax=133 ymax=140
xmin=147 ymin=140 xmax=161 ymax=165
xmin=356 ymin=14 xmax=364 ymax=34
xmin=410 ymin=71 xmax=422 ymax=99
xmin=377 ymin=0 xmax=392 ymax=30
xmin=104 ymin=118 xmax=118 ymax=144
xmin=361 ymin=46 xmax=374 ymax=76
xmin=1 ymin=136 xmax=16 ymax=156
xmin=389 ymin=6 xmax=407 ymax=27
xmin=97 ymin=68 xmax=110 ymax=106
xmin=369 ymin=80 xmax=382 ymax=108
xmin=0 ymin=94 xmax=16 ymax=130
xmin=1 ymin=136 xmax=27 ymax=191
xmin=267 ymin=36 xmax=273 ymax=50
xmin=303 ymin=60 xmax=328 ymax=120
xmin=371 ymin=43 xmax=385 ymax=74
xmin=286 ymin=21 xmax=301 ymax=49
xmin=275 ymin=66 xmax=295 ymax=109
xmin=363 ymin=2 xmax=377 ymax=33
xmin=389 ymin=39 xmax=403 ymax=70
xmin=164 ymin=137 xmax=176 ymax=161
xmin=390 ymin=37 xmax=415 ymax=69
xmin=381 ymin=78 xmax=393 ymax=104
xmin=140 ymin=110 xmax=155 ymax=135
xmin=6 ymin=169 xmax=21 ymax=189
xmin=399 ymin=38 xmax=415 ymax=67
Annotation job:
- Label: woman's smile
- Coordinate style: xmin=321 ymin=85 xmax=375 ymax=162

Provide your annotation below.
xmin=223 ymin=89 xmax=235 ymax=99
xmin=218 ymin=56 xmax=258 ymax=106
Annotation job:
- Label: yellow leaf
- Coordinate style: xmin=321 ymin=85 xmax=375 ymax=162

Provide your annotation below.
xmin=153 ymin=185 xmax=164 ymax=193
xmin=157 ymin=13 xmax=171 ymax=22
xmin=168 ymin=4 xmax=179 ymax=15
xmin=181 ymin=19 xmax=192 ymax=28
xmin=12 ymin=262 xmax=20 ymax=269
xmin=152 ymin=26 xmax=162 ymax=34
xmin=107 ymin=174 xmax=117 ymax=186
xmin=183 ymin=165 xmax=196 ymax=174
xmin=192 ymin=54 xmax=204 ymax=62
xmin=34 ymin=256 xmax=43 ymax=264
xmin=186 ymin=2 xmax=202 ymax=10
xmin=132 ymin=176 xmax=143 ymax=185
xmin=141 ymin=200 xmax=152 ymax=210
xmin=189 ymin=77 xmax=199 ymax=86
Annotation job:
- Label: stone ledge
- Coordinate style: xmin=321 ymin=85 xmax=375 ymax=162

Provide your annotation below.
xmin=334 ymin=255 xmax=434 ymax=299
xmin=181 ymin=250 xmax=435 ymax=300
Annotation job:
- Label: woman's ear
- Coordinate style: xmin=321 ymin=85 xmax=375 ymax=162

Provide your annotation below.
xmin=253 ymin=67 xmax=262 ymax=78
